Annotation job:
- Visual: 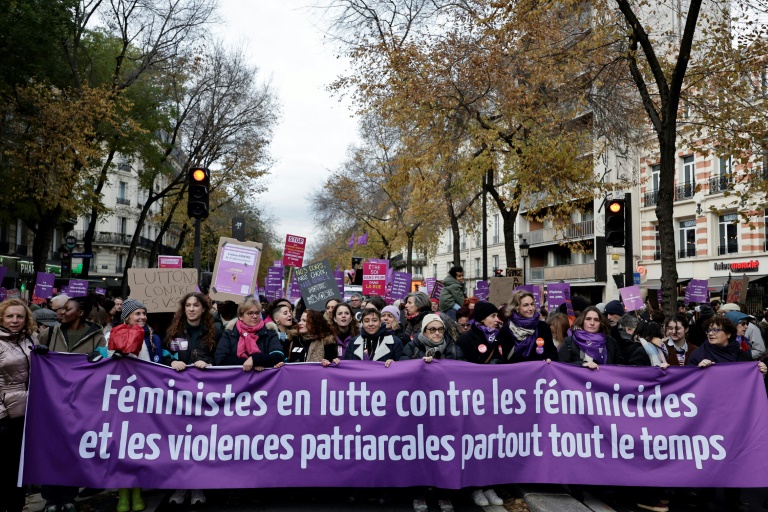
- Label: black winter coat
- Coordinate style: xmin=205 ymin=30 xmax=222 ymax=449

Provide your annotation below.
xmin=215 ymin=325 xmax=283 ymax=367
xmin=558 ymin=335 xmax=624 ymax=365
xmin=402 ymin=333 xmax=464 ymax=361
xmin=458 ymin=325 xmax=503 ymax=364
xmin=498 ymin=319 xmax=557 ymax=363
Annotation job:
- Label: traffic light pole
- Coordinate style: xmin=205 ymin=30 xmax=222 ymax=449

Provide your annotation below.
xmin=624 ymin=193 xmax=633 ymax=287
xmin=193 ymin=218 xmax=201 ymax=275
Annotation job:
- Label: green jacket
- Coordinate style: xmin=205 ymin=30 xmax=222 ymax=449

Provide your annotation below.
xmin=439 ymin=275 xmax=466 ymax=311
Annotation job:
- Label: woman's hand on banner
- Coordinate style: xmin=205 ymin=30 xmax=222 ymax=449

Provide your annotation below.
xmin=170 ymin=360 xmax=186 ymax=372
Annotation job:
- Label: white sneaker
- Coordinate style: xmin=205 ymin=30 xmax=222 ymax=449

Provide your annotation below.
xmin=190 ymin=489 xmax=206 ymax=505
xmin=484 ymin=489 xmax=504 ymax=506
xmin=472 ymin=489 xmax=489 ymax=507
xmin=438 ymin=499 xmax=454 ymax=512
xmin=413 ymin=499 xmax=429 ymax=512
xmin=168 ymin=489 xmax=188 ymax=505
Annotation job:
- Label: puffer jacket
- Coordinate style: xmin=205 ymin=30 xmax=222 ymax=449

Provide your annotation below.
xmin=39 ymin=322 xmax=107 ymax=354
xmin=439 ymin=275 xmax=466 ymax=312
xmin=0 ymin=328 xmax=34 ymax=419
xmin=402 ymin=332 xmax=464 ymax=361
xmin=215 ymin=324 xmax=284 ymax=367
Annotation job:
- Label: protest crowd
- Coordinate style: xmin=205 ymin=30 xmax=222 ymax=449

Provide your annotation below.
xmin=0 ymin=263 xmax=767 ymax=512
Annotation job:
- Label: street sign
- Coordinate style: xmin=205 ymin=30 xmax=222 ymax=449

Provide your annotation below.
xmin=71 ymin=253 xmax=93 ymax=259
xmin=65 ymin=235 xmax=77 ymax=250
xmin=633 ymin=272 xmax=641 ymax=285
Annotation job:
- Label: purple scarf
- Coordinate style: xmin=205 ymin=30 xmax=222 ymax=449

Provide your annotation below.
xmin=477 ymin=324 xmax=499 ymax=344
xmin=571 ymin=329 xmax=608 ymax=364
xmin=508 ymin=312 xmax=540 ymax=358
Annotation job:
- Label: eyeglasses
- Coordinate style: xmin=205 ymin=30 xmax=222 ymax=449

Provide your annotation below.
xmin=244 ymin=311 xmax=261 ymax=317
xmin=458 ymin=322 xmax=470 ymax=329
xmin=425 ymin=327 xmax=445 ymax=334
xmin=706 ymin=328 xmax=723 ymax=335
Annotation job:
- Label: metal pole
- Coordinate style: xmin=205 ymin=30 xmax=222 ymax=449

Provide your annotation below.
xmin=523 ymin=256 xmax=527 ymax=286
xmin=193 ymin=218 xmax=201 ymax=276
xmin=482 ymin=171 xmax=488 ymax=281
xmin=624 ymin=193 xmax=634 ymax=288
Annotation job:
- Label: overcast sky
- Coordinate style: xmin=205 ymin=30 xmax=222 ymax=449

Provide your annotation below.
xmin=214 ymin=1 xmax=359 ymax=251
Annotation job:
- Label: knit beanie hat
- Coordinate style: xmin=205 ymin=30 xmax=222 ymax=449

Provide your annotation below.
xmin=381 ymin=305 xmax=400 ymax=322
xmin=421 ymin=313 xmax=444 ymax=334
xmin=604 ymin=300 xmax=626 ymax=316
xmin=121 ymin=299 xmax=147 ymax=323
xmin=473 ymin=301 xmax=499 ymax=323
xmin=698 ymin=304 xmax=715 ymax=321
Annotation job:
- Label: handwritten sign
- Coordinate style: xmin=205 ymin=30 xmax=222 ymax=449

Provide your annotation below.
xmin=127 ymin=269 xmax=199 ymax=313
xmin=727 ymin=275 xmax=749 ymax=304
xmin=295 ymin=260 xmax=343 ymax=312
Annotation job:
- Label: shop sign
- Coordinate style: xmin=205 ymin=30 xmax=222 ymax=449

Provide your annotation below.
xmin=714 ymin=260 xmax=759 ymax=272
xmin=19 ymin=261 xmax=35 ymax=275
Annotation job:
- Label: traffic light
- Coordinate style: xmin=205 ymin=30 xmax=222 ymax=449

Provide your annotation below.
xmin=605 ymin=198 xmax=625 ymax=247
xmin=187 ymin=167 xmax=210 ymax=219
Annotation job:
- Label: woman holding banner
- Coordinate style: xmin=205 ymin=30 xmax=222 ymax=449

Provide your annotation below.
xmin=0 ymin=299 xmax=37 ymax=512
xmin=499 ymin=290 xmax=557 ymax=363
xmin=288 ymin=310 xmax=337 ymax=363
xmin=330 ymin=302 xmax=359 ymax=358
xmin=166 ymin=292 xmax=218 ymax=372
xmin=344 ymin=308 xmax=403 ymax=365
xmin=215 ymin=297 xmax=284 ymax=370
xmin=558 ymin=306 xmax=623 ymax=368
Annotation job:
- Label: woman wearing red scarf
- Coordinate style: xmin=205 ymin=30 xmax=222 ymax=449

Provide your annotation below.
xmin=215 ymin=297 xmax=284 ymax=371
xmin=499 ymin=290 xmax=557 ymax=363
xmin=558 ymin=306 xmax=624 ymax=369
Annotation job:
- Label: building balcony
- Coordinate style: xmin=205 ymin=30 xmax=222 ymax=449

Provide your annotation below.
xmin=116 ymin=197 xmax=131 ymax=206
xmin=718 ymin=244 xmax=738 ymax=255
xmin=529 ymin=262 xmax=595 ymax=282
xmin=678 ymin=248 xmax=696 ymax=259
xmin=709 ymin=175 xmax=732 ymax=194
xmin=675 ymin=183 xmax=695 ymax=201
xmin=644 ymin=190 xmax=659 ymax=207
xmin=518 ymin=220 xmax=594 ymax=247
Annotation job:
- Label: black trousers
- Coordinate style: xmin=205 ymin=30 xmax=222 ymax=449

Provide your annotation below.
xmin=0 ymin=417 xmax=26 ymax=512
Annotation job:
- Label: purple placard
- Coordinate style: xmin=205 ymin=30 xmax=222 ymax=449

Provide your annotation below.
xmin=22 ymin=353 xmax=768 ymax=489
xmin=265 ymin=266 xmax=283 ymax=300
xmin=516 ymin=284 xmax=541 ymax=309
xmin=686 ymin=279 xmax=709 ymax=304
xmin=389 ymin=272 xmax=412 ymax=301
xmin=425 ymin=277 xmax=436 ymax=295
xmin=287 ymin=275 xmax=301 ymax=302
xmin=68 ymin=279 xmax=89 ymax=298
xmin=33 ymin=272 xmax=55 ymax=299
xmin=546 ymin=283 xmax=571 ymax=309
xmin=334 ymin=271 xmax=345 ymax=296
xmin=95 ymin=288 xmax=106 ymax=296
xmin=214 ymin=243 xmax=260 ymax=296
xmin=657 ymin=289 xmax=663 ymax=307
xmin=258 ymin=287 xmax=266 ymax=297
xmin=0 ymin=265 xmax=7 ymax=284
xmin=431 ymin=281 xmax=444 ymax=299
xmin=619 ymin=285 xmax=644 ymax=312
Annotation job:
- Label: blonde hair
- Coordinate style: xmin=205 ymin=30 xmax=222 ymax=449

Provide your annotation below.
xmin=505 ymin=290 xmax=535 ymax=317
xmin=0 ymin=299 xmax=36 ymax=335
xmin=237 ymin=297 xmax=261 ymax=317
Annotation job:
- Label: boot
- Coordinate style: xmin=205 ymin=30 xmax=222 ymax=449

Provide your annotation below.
xmin=131 ymin=488 xmax=145 ymax=512
xmin=117 ymin=488 xmax=131 ymax=512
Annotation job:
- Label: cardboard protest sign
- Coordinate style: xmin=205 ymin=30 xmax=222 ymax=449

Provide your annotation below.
xmin=209 ymin=238 xmax=262 ymax=303
xmin=295 ymin=260 xmax=343 ymax=311
xmin=726 ymin=275 xmax=749 ymax=304
xmin=488 ymin=278 xmax=516 ymax=306
xmin=126 ymin=269 xmax=198 ymax=312
xmin=363 ymin=262 xmax=387 ymax=295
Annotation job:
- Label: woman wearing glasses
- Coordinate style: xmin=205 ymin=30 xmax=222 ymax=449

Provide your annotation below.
xmin=214 ymin=297 xmax=284 ymax=370
xmin=499 ymin=290 xmax=557 ymax=363
xmin=456 ymin=307 xmax=472 ymax=335
xmin=402 ymin=313 xmax=463 ymax=362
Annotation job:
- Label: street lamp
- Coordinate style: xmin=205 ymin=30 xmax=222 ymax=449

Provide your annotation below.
xmin=520 ymin=238 xmax=530 ymax=285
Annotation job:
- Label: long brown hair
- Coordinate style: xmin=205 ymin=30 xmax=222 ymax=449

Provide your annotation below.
xmin=165 ymin=292 xmax=216 ymax=350
xmin=573 ymin=306 xmax=609 ymax=335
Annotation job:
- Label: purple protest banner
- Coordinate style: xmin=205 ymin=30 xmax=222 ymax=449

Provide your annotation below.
xmin=546 ymin=283 xmax=570 ymax=309
xmin=265 ymin=266 xmax=283 ymax=300
xmin=686 ymin=279 xmax=709 ymax=304
xmin=95 ymin=288 xmax=106 ymax=296
xmin=425 ymin=277 xmax=436 ymax=296
xmin=516 ymin=285 xmax=541 ymax=309
xmin=68 ymin=279 xmax=89 ymax=298
xmin=22 ymin=354 xmax=768 ymax=489
xmin=619 ymin=285 xmax=644 ymax=312
xmin=389 ymin=272 xmax=412 ymax=301
xmin=33 ymin=272 xmax=55 ymax=299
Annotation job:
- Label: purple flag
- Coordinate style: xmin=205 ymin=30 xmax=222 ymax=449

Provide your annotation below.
xmin=348 ymin=235 xmax=355 ymax=248
xmin=33 ymin=272 xmax=55 ymax=299
xmin=357 ymin=233 xmax=368 ymax=246
xmin=619 ymin=285 xmax=644 ymax=312
xmin=22 ymin=353 xmax=768 ymax=489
